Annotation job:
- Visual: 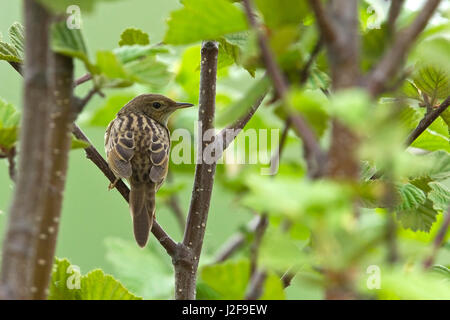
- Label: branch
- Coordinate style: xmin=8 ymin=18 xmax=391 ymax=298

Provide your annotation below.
xmin=367 ymin=0 xmax=442 ymax=96
xmin=249 ymin=215 xmax=268 ymax=276
xmin=245 ymin=270 xmax=267 ymax=300
xmin=299 ymin=37 xmax=323 ymax=84
xmin=423 ymin=207 xmax=450 ymax=269
xmin=405 ymin=96 xmax=450 ymax=146
xmin=73 ymin=73 xmax=92 ymax=87
xmin=71 ymin=125 xmax=178 ymax=257
xmin=242 ymin=0 xmax=325 ymax=176
xmin=307 ymin=0 xmax=337 ymax=44
xmin=387 ymin=0 xmax=405 ymax=34
xmin=175 ymin=41 xmax=218 ymax=300
xmin=0 ymin=0 xmax=51 ymax=299
xmin=31 ymin=46 xmax=75 ymax=300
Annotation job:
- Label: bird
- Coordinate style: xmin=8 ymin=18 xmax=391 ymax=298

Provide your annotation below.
xmin=104 ymin=94 xmax=194 ymax=247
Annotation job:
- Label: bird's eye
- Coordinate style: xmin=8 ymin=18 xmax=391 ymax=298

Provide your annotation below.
xmin=152 ymin=102 xmax=162 ymax=109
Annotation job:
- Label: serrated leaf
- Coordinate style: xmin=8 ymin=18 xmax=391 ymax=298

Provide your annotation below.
xmin=49 ymin=257 xmax=141 ymax=300
xmin=119 ymin=28 xmax=150 ymax=46
xmin=413 ymin=66 xmax=450 ymax=104
xmin=395 ymin=183 xmax=427 ymax=211
xmin=0 ymin=41 xmax=21 ymax=63
xmin=48 ymin=258 xmax=81 ymax=300
xmin=428 ymin=182 xmax=450 ymax=211
xmin=217 ymin=76 xmax=270 ymax=127
xmin=81 ymin=269 xmax=141 ymax=300
xmin=401 ymin=80 xmax=421 ymax=100
xmin=8 ymin=22 xmax=24 ymax=58
xmin=164 ymin=0 xmax=248 ymax=45
xmin=124 ymin=56 xmax=171 ymax=88
xmin=51 ymin=21 xmax=96 ymax=74
xmin=200 ymin=260 xmax=250 ymax=300
xmin=396 ymin=199 xmax=438 ymax=232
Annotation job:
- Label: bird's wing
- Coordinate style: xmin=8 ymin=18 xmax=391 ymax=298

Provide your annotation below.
xmin=146 ymin=117 xmax=170 ymax=185
xmin=105 ymin=117 xmax=135 ymax=179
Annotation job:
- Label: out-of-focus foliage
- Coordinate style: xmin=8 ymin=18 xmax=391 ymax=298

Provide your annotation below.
xmin=1 ymin=0 xmax=449 ymax=301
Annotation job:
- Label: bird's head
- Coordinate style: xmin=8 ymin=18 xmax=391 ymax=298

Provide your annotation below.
xmin=121 ymin=94 xmax=194 ymax=126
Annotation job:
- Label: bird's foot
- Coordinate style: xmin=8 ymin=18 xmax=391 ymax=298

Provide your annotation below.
xmin=108 ymin=178 xmax=119 ymax=190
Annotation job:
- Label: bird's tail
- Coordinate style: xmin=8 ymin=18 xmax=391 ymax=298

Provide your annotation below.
xmin=129 ymin=182 xmax=155 ymax=248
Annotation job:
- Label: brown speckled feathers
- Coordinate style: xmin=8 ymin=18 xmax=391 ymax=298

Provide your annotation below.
xmin=104 ymin=94 xmax=193 ymax=247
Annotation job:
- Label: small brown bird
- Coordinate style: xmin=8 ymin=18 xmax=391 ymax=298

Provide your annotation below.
xmin=105 ymin=94 xmax=193 ymax=247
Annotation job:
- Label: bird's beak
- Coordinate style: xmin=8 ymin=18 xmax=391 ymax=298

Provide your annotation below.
xmin=175 ymin=102 xmax=194 ymax=109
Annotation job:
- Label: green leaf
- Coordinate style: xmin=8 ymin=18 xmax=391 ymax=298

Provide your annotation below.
xmin=289 ymin=88 xmax=329 ymax=137
xmin=51 ymin=21 xmax=96 ymax=74
xmin=124 ymin=56 xmax=171 ymax=88
xmin=374 ymin=268 xmax=450 ymax=300
xmin=164 ymin=0 xmax=248 ymax=45
xmin=71 ymin=137 xmax=90 ymax=150
xmin=200 ymin=260 xmax=250 ymax=300
xmin=8 ymin=22 xmax=24 ymax=58
xmin=0 ymin=97 xmax=20 ymax=149
xmin=217 ymin=76 xmax=270 ymax=127
xmin=113 ymin=45 xmax=168 ymax=64
xmin=413 ymin=65 xmax=450 ymax=104
xmin=48 ymin=258 xmax=81 ymax=300
xmin=49 ymin=257 xmax=141 ymax=300
xmin=0 ymin=22 xmax=23 ymax=63
xmin=104 ymin=238 xmax=173 ymax=299
xmin=81 ymin=269 xmax=142 ymax=300
xmin=395 ymin=183 xmax=426 ymax=212
xmin=119 ymin=28 xmax=150 ymax=47
xmin=254 ymin=0 xmax=309 ymax=29
xmin=259 ymin=273 xmax=286 ymax=300
xmin=88 ymin=94 xmax=135 ymax=127
xmin=428 ymin=182 xmax=450 ymax=211
xmin=329 ymin=89 xmax=372 ymax=130
xmin=396 ymin=199 xmax=438 ymax=232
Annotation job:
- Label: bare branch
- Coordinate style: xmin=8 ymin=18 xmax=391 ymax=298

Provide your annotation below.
xmin=0 ymin=0 xmax=51 ymax=299
xmin=307 ymin=0 xmax=337 ymax=44
xmin=249 ymin=215 xmax=268 ymax=276
xmin=387 ymin=0 xmax=405 ymax=34
xmin=367 ymin=0 xmax=442 ymax=97
xmin=73 ymin=73 xmax=92 ymax=87
xmin=245 ymin=270 xmax=267 ymax=300
xmin=299 ymin=37 xmax=323 ymax=84
xmin=405 ymin=96 xmax=450 ymax=146
xmin=175 ymin=41 xmax=219 ymax=300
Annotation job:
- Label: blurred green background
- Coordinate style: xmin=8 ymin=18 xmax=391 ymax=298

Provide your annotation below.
xmin=0 ymin=0 xmax=252 ymax=280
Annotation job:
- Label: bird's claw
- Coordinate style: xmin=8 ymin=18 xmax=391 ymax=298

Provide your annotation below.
xmin=108 ymin=178 xmax=119 ymax=190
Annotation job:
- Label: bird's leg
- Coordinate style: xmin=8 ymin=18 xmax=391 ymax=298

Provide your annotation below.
xmin=108 ymin=177 xmax=120 ymax=190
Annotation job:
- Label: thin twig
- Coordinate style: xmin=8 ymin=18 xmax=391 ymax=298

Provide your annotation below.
xmin=367 ymin=0 xmax=442 ymax=97
xmin=307 ymin=0 xmax=337 ymax=44
xmin=214 ymin=216 xmax=262 ymax=263
xmin=245 ymin=270 xmax=267 ymax=300
xmin=423 ymin=208 xmax=450 ymax=269
xmin=405 ymin=96 xmax=450 ymax=146
xmin=387 ymin=0 xmax=405 ymax=35
xmin=249 ymin=215 xmax=268 ymax=276
xmin=299 ymin=38 xmax=323 ymax=84
xmin=73 ymin=73 xmax=92 ymax=87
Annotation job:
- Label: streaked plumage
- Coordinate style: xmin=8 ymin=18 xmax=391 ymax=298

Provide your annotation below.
xmin=105 ymin=94 xmax=193 ymax=247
